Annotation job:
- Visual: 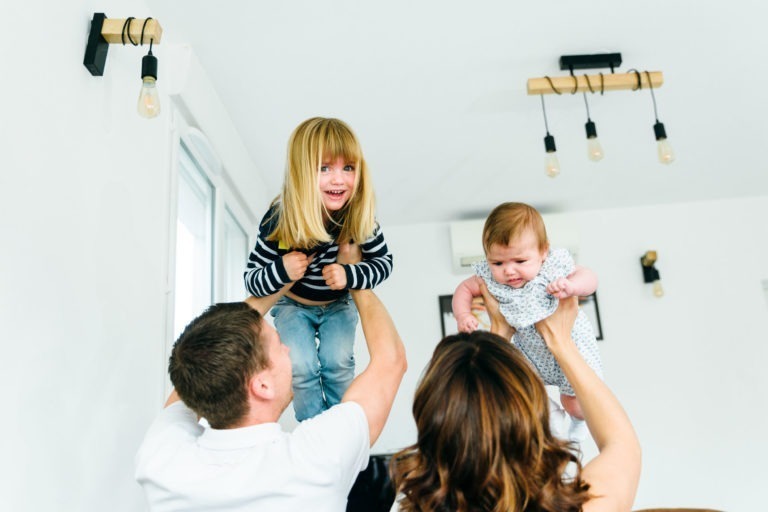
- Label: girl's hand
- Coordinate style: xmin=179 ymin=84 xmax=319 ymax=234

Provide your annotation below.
xmin=546 ymin=277 xmax=576 ymax=299
xmin=283 ymin=251 xmax=313 ymax=281
xmin=322 ymin=264 xmax=348 ymax=290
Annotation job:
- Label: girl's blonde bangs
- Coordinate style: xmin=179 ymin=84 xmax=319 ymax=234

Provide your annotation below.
xmin=319 ymin=127 xmax=362 ymax=165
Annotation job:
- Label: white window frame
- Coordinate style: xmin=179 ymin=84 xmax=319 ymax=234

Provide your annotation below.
xmin=163 ymin=108 xmax=259 ymax=392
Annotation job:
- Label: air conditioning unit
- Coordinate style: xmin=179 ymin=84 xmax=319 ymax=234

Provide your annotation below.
xmin=449 ymin=213 xmax=581 ymax=274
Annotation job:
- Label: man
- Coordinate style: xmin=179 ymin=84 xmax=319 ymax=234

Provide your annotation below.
xmin=135 ymin=278 xmax=406 ymax=510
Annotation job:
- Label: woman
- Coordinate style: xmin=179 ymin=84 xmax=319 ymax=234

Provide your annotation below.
xmin=389 ymin=284 xmax=641 ymax=511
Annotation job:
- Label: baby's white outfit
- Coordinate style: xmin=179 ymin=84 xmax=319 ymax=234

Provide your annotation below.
xmin=473 ymin=248 xmax=603 ymax=396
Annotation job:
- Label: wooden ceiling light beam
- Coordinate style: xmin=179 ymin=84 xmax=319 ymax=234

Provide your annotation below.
xmin=526 ymin=53 xmax=663 ymax=95
xmin=528 ymin=71 xmax=663 ymax=95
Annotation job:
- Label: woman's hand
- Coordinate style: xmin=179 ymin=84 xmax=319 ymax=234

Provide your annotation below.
xmin=478 ymin=278 xmax=515 ymax=341
xmin=535 ymin=296 xmax=578 ymax=353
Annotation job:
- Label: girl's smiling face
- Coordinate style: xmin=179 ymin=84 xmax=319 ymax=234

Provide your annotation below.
xmin=318 ymin=156 xmax=356 ymax=212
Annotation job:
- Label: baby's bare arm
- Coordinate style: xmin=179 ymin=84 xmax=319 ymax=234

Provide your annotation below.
xmin=452 ymin=277 xmax=482 ymax=332
xmin=547 ymin=264 xmax=598 ymax=298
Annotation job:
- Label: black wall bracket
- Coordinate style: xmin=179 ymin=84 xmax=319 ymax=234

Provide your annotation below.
xmin=84 ymin=13 xmax=109 ymax=76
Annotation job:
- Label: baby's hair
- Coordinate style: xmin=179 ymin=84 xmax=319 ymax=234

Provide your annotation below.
xmin=268 ymin=117 xmax=376 ymax=249
xmin=482 ymin=202 xmax=548 ymax=254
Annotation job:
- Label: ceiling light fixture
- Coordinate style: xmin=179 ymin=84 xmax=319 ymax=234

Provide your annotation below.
xmin=83 ymin=13 xmax=163 ymax=119
xmin=527 ymin=53 xmax=671 ymax=166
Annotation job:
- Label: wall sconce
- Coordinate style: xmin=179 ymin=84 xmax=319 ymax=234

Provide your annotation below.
xmin=83 ymin=13 xmax=163 ymax=118
xmin=640 ymin=250 xmax=664 ymax=297
xmin=528 ymin=53 xmax=673 ymax=170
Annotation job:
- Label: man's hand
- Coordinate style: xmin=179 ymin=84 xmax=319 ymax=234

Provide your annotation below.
xmin=336 ymin=241 xmax=362 ymax=265
xmin=283 ymin=251 xmax=313 ymax=281
xmin=546 ymin=277 xmax=576 ymax=299
xmin=322 ymin=264 xmax=348 ymax=290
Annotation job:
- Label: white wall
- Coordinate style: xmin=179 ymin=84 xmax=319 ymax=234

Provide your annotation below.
xmin=373 ymin=195 xmax=768 ymax=512
xmin=0 ymin=2 xmax=265 ymax=511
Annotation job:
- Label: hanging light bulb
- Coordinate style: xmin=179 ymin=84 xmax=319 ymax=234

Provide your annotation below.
xmin=585 ymin=120 xmax=604 ymax=161
xmin=137 ymin=41 xmax=160 ymax=119
xmin=544 ymin=134 xmax=560 ymax=178
xmin=643 ymin=70 xmax=673 ymax=164
xmin=652 ymin=279 xmax=665 ymax=297
xmin=582 ymin=93 xmax=604 ymax=162
xmin=654 ymin=121 xmax=674 ymax=164
xmin=540 ymin=95 xmax=560 ymax=178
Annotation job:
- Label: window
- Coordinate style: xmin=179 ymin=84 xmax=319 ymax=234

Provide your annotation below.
xmin=169 ymin=124 xmax=255 ymax=345
xmin=220 ymin=207 xmax=249 ymax=302
xmin=173 ymin=143 xmax=214 ymax=339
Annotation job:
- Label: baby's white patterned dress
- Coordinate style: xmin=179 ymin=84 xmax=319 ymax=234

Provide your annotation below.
xmin=473 ymin=248 xmax=603 ymax=395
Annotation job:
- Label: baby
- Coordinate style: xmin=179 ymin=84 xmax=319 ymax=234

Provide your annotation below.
xmin=452 ymin=202 xmax=602 ymax=440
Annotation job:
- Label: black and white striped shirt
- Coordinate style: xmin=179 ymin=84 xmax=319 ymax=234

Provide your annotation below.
xmin=244 ymin=205 xmax=393 ymax=302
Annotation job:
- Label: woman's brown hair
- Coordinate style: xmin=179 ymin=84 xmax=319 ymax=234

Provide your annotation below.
xmin=390 ymin=331 xmax=591 ymax=511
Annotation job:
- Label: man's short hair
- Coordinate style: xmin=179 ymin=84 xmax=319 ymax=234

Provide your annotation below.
xmin=168 ymin=302 xmax=269 ymax=428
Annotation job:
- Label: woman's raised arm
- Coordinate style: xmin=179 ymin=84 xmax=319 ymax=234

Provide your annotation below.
xmin=536 ymin=298 xmax=641 ymax=512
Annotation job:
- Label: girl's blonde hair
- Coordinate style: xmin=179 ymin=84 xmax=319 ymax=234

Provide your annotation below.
xmin=390 ymin=331 xmax=591 ymax=512
xmin=482 ymin=202 xmax=549 ymax=254
xmin=268 ymin=117 xmax=376 ymax=249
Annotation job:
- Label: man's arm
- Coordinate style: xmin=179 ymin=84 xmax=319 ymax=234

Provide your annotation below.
xmin=342 ymin=289 xmax=407 ymax=446
xmin=244 ymin=282 xmax=293 ymax=315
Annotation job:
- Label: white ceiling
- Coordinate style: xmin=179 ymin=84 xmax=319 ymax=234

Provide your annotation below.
xmin=147 ymin=0 xmax=768 ymax=226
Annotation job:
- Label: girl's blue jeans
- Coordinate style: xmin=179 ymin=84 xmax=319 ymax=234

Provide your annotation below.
xmin=271 ymin=294 xmax=358 ymax=421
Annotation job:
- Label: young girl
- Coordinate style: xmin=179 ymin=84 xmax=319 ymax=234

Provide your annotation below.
xmin=244 ymin=117 xmax=393 ymax=421
xmin=452 ymin=202 xmax=601 ymax=440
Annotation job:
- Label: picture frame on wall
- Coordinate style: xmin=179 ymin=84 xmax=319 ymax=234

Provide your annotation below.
xmin=579 ymin=292 xmax=604 ymax=341
xmin=438 ymin=291 xmax=604 ymax=340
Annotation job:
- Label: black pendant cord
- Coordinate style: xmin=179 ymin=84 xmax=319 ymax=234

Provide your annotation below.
xmin=540 ymin=95 xmax=551 ymax=136
xmin=141 ymin=17 xmax=154 ymax=48
xmin=121 ymin=17 xmax=137 ymax=46
xmin=583 ymin=92 xmax=592 ymax=123
xmin=629 ymin=69 xmax=661 ymax=122
xmin=121 ymin=17 xmax=155 ymax=48
xmin=645 ymin=70 xmax=660 ymax=122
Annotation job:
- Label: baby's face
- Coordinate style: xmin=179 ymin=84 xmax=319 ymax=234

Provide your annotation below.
xmin=486 ymin=231 xmax=547 ymax=288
